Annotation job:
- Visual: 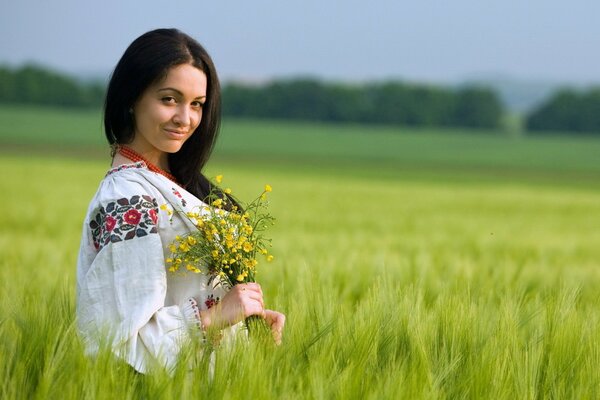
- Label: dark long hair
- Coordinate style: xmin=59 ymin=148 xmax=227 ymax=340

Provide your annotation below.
xmin=104 ymin=28 xmax=225 ymax=203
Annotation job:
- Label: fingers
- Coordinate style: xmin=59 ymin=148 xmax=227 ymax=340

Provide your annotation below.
xmin=265 ymin=310 xmax=286 ymax=345
xmin=243 ymin=298 xmax=266 ymax=319
xmin=238 ymin=282 xmax=263 ymax=296
xmin=234 ymin=283 xmax=264 ymax=309
xmin=233 ymin=284 xmax=265 ymax=318
xmin=210 ymin=283 xmax=273 ymax=329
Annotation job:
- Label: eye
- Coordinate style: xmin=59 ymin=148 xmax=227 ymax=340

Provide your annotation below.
xmin=191 ymin=100 xmax=205 ymax=109
xmin=161 ymin=96 xmax=177 ymax=104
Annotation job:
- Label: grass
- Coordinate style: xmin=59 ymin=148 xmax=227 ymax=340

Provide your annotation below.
xmin=1 ymin=106 xmax=600 ymax=398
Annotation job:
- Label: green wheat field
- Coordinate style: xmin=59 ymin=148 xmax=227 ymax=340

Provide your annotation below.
xmin=1 ymin=106 xmax=600 ymax=399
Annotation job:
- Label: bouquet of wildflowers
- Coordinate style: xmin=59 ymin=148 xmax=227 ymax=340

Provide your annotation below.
xmin=163 ymin=175 xmax=275 ymax=334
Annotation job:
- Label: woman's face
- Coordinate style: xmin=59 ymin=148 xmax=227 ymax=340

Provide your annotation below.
xmin=129 ymin=63 xmax=207 ymax=168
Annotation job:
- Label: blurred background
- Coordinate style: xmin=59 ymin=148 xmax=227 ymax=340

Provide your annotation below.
xmin=1 ymin=0 xmax=600 ymax=182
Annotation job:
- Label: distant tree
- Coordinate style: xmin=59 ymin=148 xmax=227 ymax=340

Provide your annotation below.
xmin=526 ymin=88 xmax=600 ymax=134
xmin=0 ymin=64 xmax=104 ymax=108
xmin=450 ymin=87 xmax=504 ymax=129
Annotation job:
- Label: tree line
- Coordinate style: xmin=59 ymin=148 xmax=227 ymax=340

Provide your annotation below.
xmin=0 ymin=64 xmax=104 ymax=108
xmin=2 ymin=64 xmax=600 ymax=135
xmin=222 ymin=79 xmax=503 ymax=129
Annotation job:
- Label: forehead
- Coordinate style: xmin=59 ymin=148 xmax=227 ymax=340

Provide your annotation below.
xmin=153 ymin=64 xmax=207 ymax=96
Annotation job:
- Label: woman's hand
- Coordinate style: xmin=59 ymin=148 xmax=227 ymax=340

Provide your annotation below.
xmin=264 ymin=309 xmax=286 ymax=345
xmin=199 ymin=283 xmax=286 ymax=345
xmin=200 ymin=283 xmax=265 ymax=330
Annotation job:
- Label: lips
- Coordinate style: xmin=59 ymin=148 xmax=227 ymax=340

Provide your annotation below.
xmin=164 ymin=128 xmax=188 ymax=138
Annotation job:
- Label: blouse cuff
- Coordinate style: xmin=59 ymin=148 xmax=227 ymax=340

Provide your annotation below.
xmin=183 ymin=297 xmax=223 ymax=346
xmin=182 ymin=297 xmax=204 ymax=332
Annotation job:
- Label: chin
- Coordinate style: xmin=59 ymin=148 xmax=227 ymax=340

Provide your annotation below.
xmin=162 ymin=142 xmax=186 ymax=154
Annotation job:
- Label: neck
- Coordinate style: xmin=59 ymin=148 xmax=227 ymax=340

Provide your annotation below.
xmin=117 ymin=145 xmax=179 ymax=184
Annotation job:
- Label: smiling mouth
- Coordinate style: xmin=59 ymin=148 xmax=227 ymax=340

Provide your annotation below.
xmin=165 ymin=129 xmax=187 ymax=135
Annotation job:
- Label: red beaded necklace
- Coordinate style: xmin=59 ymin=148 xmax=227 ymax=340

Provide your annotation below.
xmin=117 ymin=146 xmax=180 ymax=185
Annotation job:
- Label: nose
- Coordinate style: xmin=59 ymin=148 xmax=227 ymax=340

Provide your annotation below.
xmin=173 ymin=105 xmax=191 ymax=127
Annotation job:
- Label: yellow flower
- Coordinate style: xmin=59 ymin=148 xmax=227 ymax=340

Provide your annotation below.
xmin=186 ymin=264 xmax=195 ymax=271
xmin=169 ymin=244 xmax=177 ymax=253
xmin=265 ymin=184 xmax=272 ymax=192
xmin=224 ymin=188 xmax=232 ymax=194
xmin=260 ymin=248 xmax=268 ymax=255
xmin=179 ymin=243 xmax=190 ymax=252
xmin=187 ymin=236 xmax=197 ymax=245
xmin=267 ymin=255 xmax=274 ymax=262
xmin=160 ymin=204 xmax=173 ymax=216
xmin=215 ymin=175 xmax=223 ymax=184
xmin=168 ymin=266 xmax=177 ymax=272
xmin=236 ymin=274 xmax=244 ymax=282
xmin=243 ymin=242 xmax=253 ymax=253
xmin=212 ymin=198 xmax=223 ymax=208
xmin=211 ymin=250 xmax=219 ymax=259
xmin=244 ymin=225 xmax=253 ymax=235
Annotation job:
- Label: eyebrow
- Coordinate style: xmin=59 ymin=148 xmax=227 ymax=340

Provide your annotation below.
xmin=158 ymin=87 xmax=206 ymax=100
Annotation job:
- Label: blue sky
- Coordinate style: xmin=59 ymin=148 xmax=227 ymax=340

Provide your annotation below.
xmin=1 ymin=0 xmax=600 ymax=84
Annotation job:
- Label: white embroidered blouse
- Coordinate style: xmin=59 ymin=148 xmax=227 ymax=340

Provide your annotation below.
xmin=76 ymin=162 xmax=238 ymax=373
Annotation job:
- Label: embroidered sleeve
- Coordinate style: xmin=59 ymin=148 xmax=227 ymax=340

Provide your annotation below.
xmin=77 ymin=176 xmax=211 ymax=373
xmin=88 ymin=195 xmax=159 ymax=251
xmin=184 ymin=297 xmax=204 ymax=331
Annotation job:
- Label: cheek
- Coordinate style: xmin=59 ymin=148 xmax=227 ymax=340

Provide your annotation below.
xmin=136 ymin=105 xmax=167 ymax=130
xmin=155 ymin=107 xmax=176 ymax=125
xmin=192 ymin=110 xmax=203 ymax=129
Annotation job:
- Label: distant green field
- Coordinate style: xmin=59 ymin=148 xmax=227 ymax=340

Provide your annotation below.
xmin=1 ymin=105 xmax=600 ymax=398
xmin=2 ymin=105 xmax=600 ymax=187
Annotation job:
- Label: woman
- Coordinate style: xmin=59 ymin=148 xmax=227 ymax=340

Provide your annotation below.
xmin=76 ymin=28 xmax=285 ymax=373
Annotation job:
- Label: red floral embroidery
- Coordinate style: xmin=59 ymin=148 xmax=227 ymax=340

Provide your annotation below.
xmin=148 ymin=209 xmax=158 ymax=225
xmin=123 ymin=209 xmax=142 ymax=225
xmin=172 ymin=187 xmax=187 ymax=207
xmin=105 ymin=216 xmax=116 ymax=232
xmin=204 ymin=294 xmax=220 ymax=309
xmin=89 ymin=195 xmax=159 ymax=251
